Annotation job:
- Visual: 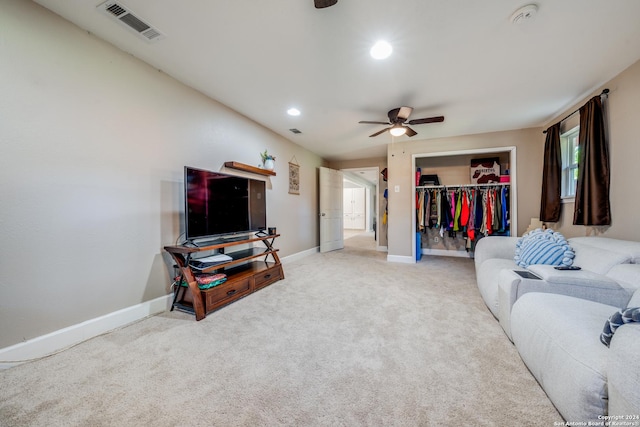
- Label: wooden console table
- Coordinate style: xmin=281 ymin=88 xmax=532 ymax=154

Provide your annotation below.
xmin=164 ymin=234 xmax=284 ymax=320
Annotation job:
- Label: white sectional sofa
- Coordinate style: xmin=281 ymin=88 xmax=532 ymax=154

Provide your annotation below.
xmin=474 ymin=234 xmax=640 ymax=422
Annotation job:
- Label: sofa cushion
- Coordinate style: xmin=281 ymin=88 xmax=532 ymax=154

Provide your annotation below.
xmin=606 ymin=264 xmax=640 ymax=293
xmin=629 ymin=289 xmax=640 ymax=308
xmin=607 ymin=324 xmax=640 ymax=417
xmin=473 ymin=236 xmax=519 ymax=272
xmin=477 ymin=258 xmax=518 ymax=318
xmin=570 ymin=236 xmax=640 ymax=264
xmin=571 ymin=241 xmax=632 ymax=275
xmin=511 ymin=293 xmax=615 ymax=421
xmin=514 ymin=228 xmax=574 ymax=268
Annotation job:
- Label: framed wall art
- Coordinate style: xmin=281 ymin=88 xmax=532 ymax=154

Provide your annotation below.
xmin=288 ymin=157 xmax=300 ymax=195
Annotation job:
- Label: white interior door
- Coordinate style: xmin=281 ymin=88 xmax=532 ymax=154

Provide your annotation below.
xmin=320 ymin=167 xmax=344 ymax=253
xmin=343 ymin=189 xmax=354 ymax=229
xmin=352 ymin=187 xmax=366 ymax=229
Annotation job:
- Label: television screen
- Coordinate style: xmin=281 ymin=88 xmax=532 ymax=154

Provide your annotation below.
xmin=185 ymin=167 xmax=266 ymax=242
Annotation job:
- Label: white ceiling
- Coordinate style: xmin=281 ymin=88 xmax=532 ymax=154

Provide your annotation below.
xmin=33 ymin=0 xmax=640 ymax=161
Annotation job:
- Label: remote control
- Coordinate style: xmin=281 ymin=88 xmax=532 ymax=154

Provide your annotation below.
xmin=554 ymin=265 xmax=581 ymax=270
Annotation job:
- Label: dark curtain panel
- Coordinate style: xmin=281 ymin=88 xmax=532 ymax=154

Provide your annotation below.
xmin=540 ymin=123 xmax=562 ymax=222
xmin=573 ymin=95 xmax=611 ymax=225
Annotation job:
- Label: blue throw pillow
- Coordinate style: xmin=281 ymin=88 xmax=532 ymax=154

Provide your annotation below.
xmin=600 ymin=307 xmax=640 ymax=347
xmin=514 ymin=228 xmax=574 ymax=268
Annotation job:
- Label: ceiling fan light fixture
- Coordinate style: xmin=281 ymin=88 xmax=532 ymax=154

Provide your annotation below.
xmin=370 ymin=40 xmax=392 ymax=60
xmin=389 ymin=125 xmax=407 ymax=137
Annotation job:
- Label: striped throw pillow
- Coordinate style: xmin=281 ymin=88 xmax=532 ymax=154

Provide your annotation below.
xmin=600 ymin=307 xmax=640 ymax=347
xmin=514 ymin=228 xmax=575 ymax=268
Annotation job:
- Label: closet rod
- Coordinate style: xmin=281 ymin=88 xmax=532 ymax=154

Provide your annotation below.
xmin=417 ymin=183 xmax=510 ymax=189
xmin=543 ymin=88 xmax=609 ymax=134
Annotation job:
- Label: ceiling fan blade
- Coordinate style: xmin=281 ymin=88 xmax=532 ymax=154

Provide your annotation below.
xmin=404 ymin=126 xmax=417 ymax=137
xmin=359 ymin=120 xmax=390 ymax=125
xmin=314 ymin=0 xmax=337 ymax=8
xmin=387 ymin=108 xmax=400 ymax=123
xmin=388 ymin=107 xmax=413 ymax=124
xmin=397 ymin=107 xmax=413 ymax=121
xmin=369 ymin=127 xmax=390 ymax=138
xmin=407 ymin=116 xmax=445 ymax=125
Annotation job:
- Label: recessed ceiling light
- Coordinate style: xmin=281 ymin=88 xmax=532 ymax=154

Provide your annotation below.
xmin=370 ymin=40 xmax=392 ymax=60
xmin=287 ymin=108 xmax=301 ymax=116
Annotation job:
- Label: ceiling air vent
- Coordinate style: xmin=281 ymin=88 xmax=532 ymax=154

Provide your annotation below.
xmin=97 ymin=1 xmax=165 ymax=42
xmin=289 ymin=129 xmax=302 ymax=134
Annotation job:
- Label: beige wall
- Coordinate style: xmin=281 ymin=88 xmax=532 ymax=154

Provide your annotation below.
xmin=328 ymin=158 xmax=388 ymax=248
xmin=386 ymin=128 xmax=543 ymax=260
xmin=541 ymin=59 xmax=640 ymax=241
xmin=0 ymin=1 xmax=322 ymax=348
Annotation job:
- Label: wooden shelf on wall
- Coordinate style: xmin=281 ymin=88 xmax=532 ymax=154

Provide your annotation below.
xmin=224 ymin=161 xmax=276 ymax=176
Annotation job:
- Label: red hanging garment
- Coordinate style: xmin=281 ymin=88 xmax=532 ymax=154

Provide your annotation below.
xmin=461 ymin=190 xmax=470 ymax=227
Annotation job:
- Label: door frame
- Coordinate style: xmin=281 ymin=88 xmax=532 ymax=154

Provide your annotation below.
xmin=341 ymin=167 xmax=380 ymax=251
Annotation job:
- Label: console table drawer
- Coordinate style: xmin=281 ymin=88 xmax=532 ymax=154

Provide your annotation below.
xmin=254 ymin=265 xmax=282 ymax=290
xmin=203 ymin=278 xmax=250 ymax=309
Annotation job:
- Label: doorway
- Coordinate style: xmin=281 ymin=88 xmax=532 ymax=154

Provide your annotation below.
xmin=341 ymin=168 xmax=379 ymax=252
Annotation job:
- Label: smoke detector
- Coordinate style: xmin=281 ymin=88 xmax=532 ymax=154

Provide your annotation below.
xmin=511 ymin=4 xmax=538 ymax=24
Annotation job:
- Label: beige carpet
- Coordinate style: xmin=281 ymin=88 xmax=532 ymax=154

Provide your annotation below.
xmin=344 ymin=230 xmax=377 ymax=251
xmin=0 ymin=247 xmax=561 ymax=426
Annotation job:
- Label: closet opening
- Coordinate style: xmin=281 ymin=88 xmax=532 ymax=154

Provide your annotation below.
xmin=412 ymin=147 xmax=517 ymax=260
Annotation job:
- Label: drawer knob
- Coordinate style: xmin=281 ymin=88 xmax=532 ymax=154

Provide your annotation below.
xmin=226 ymin=289 xmax=237 ymax=296
xmin=264 ymin=274 xmax=271 ymax=279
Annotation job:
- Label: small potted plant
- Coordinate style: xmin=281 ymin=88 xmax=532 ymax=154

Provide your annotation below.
xmin=260 ymin=150 xmax=276 ymax=170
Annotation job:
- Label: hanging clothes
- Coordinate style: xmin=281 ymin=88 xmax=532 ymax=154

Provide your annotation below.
xmin=476 ymin=189 xmax=484 ymax=233
xmin=440 ymin=189 xmax=452 ymax=233
xmin=417 ymin=190 xmax=425 ymax=231
xmin=492 ymin=188 xmax=501 ymax=232
xmin=486 ymin=190 xmax=496 ymax=235
xmin=429 ymin=189 xmax=438 ymax=228
xmin=468 ymin=189 xmax=476 ymax=241
xmin=460 ymin=189 xmax=470 ymax=228
xmin=435 ymin=190 xmax=442 ymax=229
xmin=415 ymin=184 xmax=510 ymax=240
xmin=501 ymin=186 xmax=509 ymax=233
xmin=424 ymin=189 xmax=431 ymax=229
xmin=453 ymin=190 xmax=462 ymax=232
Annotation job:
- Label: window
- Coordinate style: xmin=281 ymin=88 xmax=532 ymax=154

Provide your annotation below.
xmin=561 ymin=126 xmax=579 ymax=199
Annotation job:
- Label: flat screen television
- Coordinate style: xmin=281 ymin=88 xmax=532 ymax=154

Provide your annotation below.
xmin=184 ymin=166 xmax=266 ymax=243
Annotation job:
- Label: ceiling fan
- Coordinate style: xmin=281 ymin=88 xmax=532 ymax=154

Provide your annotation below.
xmin=359 ymin=107 xmax=444 ymax=138
xmin=314 ymin=0 xmax=338 ymax=8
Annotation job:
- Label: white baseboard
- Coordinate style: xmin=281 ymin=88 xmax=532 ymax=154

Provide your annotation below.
xmin=386 ymin=254 xmax=416 ymax=264
xmin=281 ymin=246 xmax=319 ymax=264
xmin=377 ymin=245 xmax=388 ymax=252
xmin=0 ymin=245 xmax=331 ymax=370
xmin=0 ymin=294 xmax=172 ymax=370
xmin=421 ymin=248 xmax=473 ymax=258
